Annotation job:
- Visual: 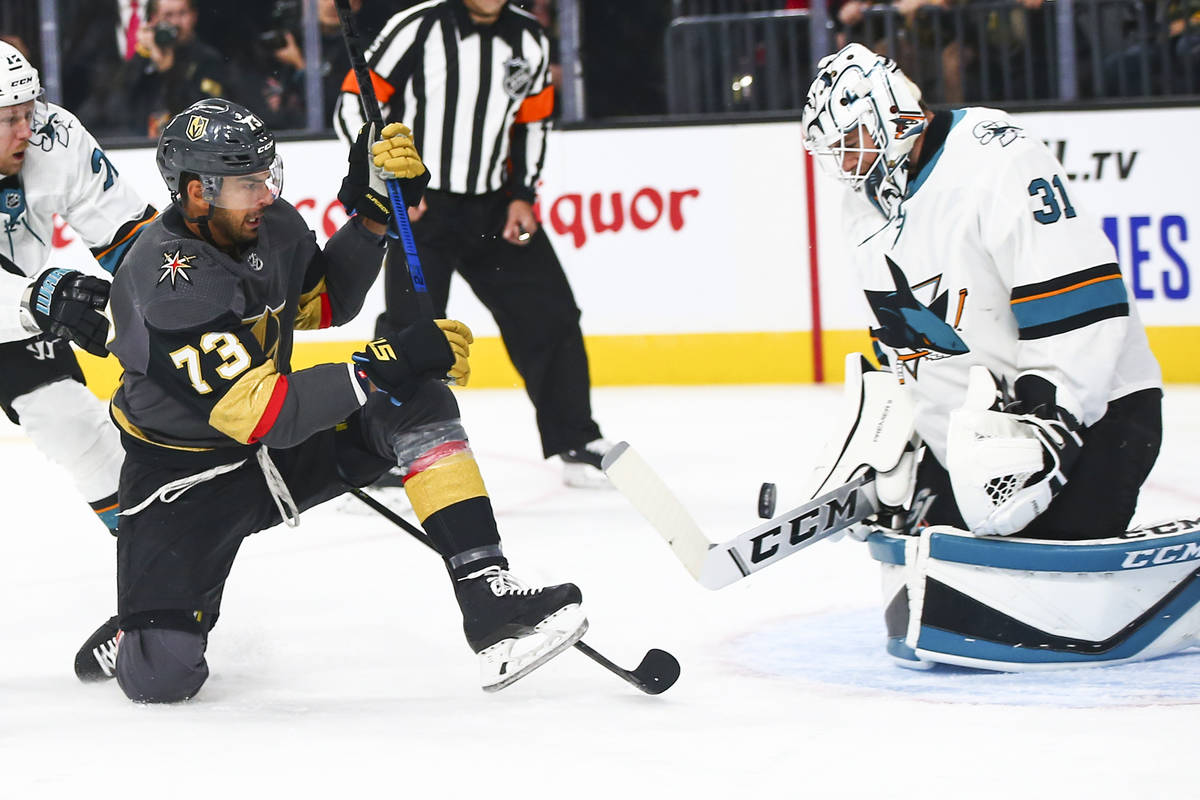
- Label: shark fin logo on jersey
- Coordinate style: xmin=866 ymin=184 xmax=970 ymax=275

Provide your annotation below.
xmin=29 ymin=112 xmax=72 ymax=152
xmin=503 ymin=58 xmax=533 ymax=100
xmin=865 ymin=255 xmax=968 ymax=379
xmin=157 ymin=250 xmax=196 ymax=287
xmin=973 ymin=120 xmax=1024 ymax=147
xmin=186 ymin=115 xmax=209 ymax=141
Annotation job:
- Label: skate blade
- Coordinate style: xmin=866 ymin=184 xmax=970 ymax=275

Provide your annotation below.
xmin=479 ymin=605 xmax=588 ymax=692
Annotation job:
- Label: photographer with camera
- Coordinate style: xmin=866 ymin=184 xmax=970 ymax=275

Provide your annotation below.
xmin=236 ymin=0 xmax=307 ymax=131
xmin=118 ymin=0 xmax=231 ymax=138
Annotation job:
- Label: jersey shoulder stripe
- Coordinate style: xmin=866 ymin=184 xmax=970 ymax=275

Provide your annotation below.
xmin=1010 ymin=263 xmax=1129 ymax=339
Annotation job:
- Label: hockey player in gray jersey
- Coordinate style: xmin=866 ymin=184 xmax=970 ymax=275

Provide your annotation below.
xmin=793 ymin=45 xmax=1194 ymax=672
xmin=88 ymin=99 xmax=586 ymax=702
xmin=0 ymin=40 xmax=155 ymax=541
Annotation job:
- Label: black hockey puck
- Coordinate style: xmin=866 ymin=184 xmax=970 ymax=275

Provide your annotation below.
xmin=758 ymin=482 xmax=777 ymax=519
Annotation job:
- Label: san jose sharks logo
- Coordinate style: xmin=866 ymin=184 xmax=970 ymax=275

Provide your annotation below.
xmin=972 ymin=120 xmax=1024 ymax=147
xmin=29 ymin=112 xmax=72 ymax=152
xmin=864 ymin=255 xmax=969 ymax=379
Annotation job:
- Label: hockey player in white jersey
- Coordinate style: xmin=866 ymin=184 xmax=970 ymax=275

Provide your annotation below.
xmin=802 ymin=43 xmax=1161 ymax=541
xmin=793 ymin=45 xmax=1199 ymax=672
xmin=0 ymin=42 xmax=156 ymax=678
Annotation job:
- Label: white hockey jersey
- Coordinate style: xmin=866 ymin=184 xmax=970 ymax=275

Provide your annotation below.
xmin=0 ymin=103 xmax=154 ymax=342
xmin=840 ymin=107 xmax=1161 ymax=464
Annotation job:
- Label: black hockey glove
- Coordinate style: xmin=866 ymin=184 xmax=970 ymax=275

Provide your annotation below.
xmin=338 ymin=123 xmax=429 ymax=227
xmin=351 ymin=318 xmax=472 ymax=403
xmin=23 ymin=268 xmax=111 ymax=357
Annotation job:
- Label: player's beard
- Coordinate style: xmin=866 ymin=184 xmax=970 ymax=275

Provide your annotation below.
xmin=209 ymin=205 xmax=262 ymax=249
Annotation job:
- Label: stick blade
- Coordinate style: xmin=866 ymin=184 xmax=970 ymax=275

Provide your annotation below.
xmin=602 ymin=441 xmax=712 ymax=581
xmin=631 ymin=648 xmax=681 ymax=695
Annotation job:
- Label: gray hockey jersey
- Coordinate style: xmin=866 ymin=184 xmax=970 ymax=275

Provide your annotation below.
xmin=108 ymin=201 xmax=384 ymax=457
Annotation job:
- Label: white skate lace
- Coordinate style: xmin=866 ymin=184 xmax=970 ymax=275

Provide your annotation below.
xmin=94 ymin=634 xmax=119 ymax=678
xmin=465 ymin=566 xmax=540 ymax=597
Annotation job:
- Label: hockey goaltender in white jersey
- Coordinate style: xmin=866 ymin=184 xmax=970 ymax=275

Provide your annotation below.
xmin=794 ymin=44 xmax=1200 ymax=671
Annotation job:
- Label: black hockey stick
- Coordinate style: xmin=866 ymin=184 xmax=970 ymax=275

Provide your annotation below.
xmin=335 ymin=0 xmax=433 ymax=323
xmin=349 ymin=488 xmax=680 ymax=694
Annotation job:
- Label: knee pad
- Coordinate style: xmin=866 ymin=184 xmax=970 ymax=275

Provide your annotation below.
xmin=115 ymin=627 xmax=210 ymax=703
xmin=10 ymin=379 xmax=122 ymax=501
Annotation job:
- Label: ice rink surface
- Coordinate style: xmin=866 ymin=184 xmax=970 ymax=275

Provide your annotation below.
xmin=4 ymin=384 xmax=1199 ymax=799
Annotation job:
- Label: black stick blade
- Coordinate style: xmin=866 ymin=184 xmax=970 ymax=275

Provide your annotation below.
xmin=631 ymin=648 xmax=681 ymax=695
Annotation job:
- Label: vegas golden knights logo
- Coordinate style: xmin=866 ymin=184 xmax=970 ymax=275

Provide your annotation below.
xmin=367 ymin=339 xmax=397 ymax=360
xmin=186 ymin=115 xmax=209 ymax=141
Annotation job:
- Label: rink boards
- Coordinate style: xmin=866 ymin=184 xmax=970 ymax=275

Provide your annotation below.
xmin=55 ymin=106 xmax=1199 ymax=392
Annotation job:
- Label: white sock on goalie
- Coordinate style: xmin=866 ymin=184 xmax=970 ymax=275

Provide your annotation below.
xmin=866 ymin=516 xmax=1200 ymax=671
xmin=11 ymin=379 xmax=122 ymax=503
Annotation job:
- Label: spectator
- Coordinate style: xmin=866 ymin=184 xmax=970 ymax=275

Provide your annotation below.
xmin=114 ymin=0 xmax=231 ymax=138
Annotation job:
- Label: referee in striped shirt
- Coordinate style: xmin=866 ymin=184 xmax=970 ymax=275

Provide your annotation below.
xmin=334 ymin=0 xmax=611 ymax=488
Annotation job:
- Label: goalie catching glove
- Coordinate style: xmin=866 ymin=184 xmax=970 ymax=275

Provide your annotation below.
xmin=338 ymin=122 xmax=429 ymax=226
xmin=352 ymin=319 xmax=472 ymax=403
xmin=21 ymin=267 xmax=112 ymax=357
xmin=946 ymin=366 xmax=1084 ymax=536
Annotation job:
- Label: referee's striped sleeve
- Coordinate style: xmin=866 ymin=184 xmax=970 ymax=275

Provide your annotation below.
xmin=331 ymin=4 xmax=431 ymax=143
xmin=506 ymin=26 xmax=554 ymax=200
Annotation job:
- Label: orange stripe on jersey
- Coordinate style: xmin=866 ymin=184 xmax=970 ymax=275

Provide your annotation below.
xmin=1009 ymin=274 xmax=1123 ymax=305
xmin=339 ymin=69 xmax=396 ymax=106
xmin=93 ymin=211 xmax=158 ymax=261
xmin=514 ymin=85 xmax=554 ymax=124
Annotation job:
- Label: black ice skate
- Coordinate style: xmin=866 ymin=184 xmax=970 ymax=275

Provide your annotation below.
xmin=560 ymin=438 xmax=615 ymax=489
xmin=454 ymin=566 xmax=587 ymax=692
xmin=74 ymin=615 xmax=120 ymax=682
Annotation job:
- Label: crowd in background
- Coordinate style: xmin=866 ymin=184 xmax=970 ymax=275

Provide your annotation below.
xmin=0 ymin=0 xmax=1196 ymax=143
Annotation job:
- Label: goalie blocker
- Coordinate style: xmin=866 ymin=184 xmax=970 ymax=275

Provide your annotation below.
xmin=868 ymin=516 xmax=1200 ymax=670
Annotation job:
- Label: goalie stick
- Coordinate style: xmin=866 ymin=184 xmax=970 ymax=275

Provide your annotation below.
xmin=601 ymin=442 xmax=880 ymax=590
xmin=349 ymin=488 xmax=680 ymax=694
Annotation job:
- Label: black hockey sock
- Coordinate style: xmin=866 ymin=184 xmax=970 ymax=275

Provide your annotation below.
xmin=88 ymin=491 xmax=120 ymax=536
xmin=421 ymin=496 xmax=508 ymax=580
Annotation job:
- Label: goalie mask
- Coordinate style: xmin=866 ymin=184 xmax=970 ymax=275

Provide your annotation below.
xmin=801 ymin=44 xmax=926 ymax=219
xmin=156 ymin=98 xmax=283 ymax=210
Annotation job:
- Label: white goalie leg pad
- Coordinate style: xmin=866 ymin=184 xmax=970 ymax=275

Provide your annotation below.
xmin=865 ymin=515 xmax=1200 ymax=671
xmin=11 ymin=379 xmax=122 ymax=502
xmin=802 ymin=353 xmax=915 ymax=499
xmin=479 ymin=605 xmax=587 ymax=692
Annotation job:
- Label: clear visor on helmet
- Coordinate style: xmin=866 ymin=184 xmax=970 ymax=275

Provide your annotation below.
xmin=203 ymin=154 xmax=284 ymax=209
xmin=0 ymin=91 xmax=48 ymax=137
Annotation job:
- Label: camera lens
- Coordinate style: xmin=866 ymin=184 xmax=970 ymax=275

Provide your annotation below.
xmin=153 ymin=22 xmax=179 ymax=49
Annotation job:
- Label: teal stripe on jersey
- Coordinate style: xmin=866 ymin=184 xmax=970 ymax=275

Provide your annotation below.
xmin=1011 ymin=275 xmax=1129 ymax=333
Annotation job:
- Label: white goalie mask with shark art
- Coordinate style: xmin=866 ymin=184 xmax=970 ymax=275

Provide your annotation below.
xmin=801 ymin=44 xmax=926 ymax=219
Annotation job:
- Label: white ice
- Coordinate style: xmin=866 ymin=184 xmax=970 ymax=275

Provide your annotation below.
xmin=4 ymin=385 xmax=1199 ymax=798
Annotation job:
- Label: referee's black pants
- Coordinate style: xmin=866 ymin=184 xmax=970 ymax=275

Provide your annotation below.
xmin=378 ymin=188 xmax=601 ymax=458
